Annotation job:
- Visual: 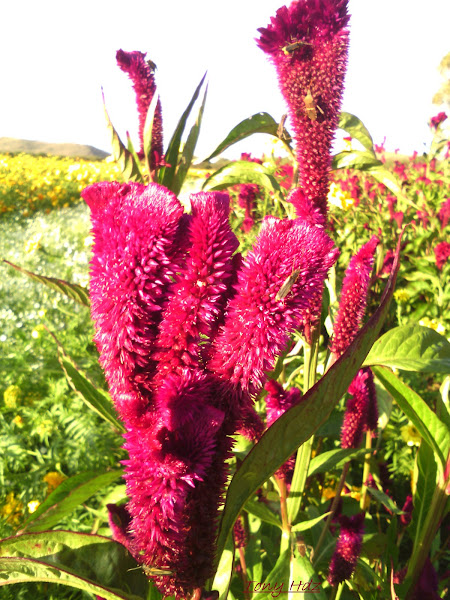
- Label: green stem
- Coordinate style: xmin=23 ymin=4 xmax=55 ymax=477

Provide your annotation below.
xmin=313 ymin=461 xmax=350 ymax=565
xmin=405 ymin=481 xmax=449 ymax=598
xmin=276 ymin=475 xmax=292 ymax=553
xmin=359 ymin=431 xmax=372 ymax=510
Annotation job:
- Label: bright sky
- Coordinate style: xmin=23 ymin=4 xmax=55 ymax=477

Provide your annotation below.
xmin=1 ymin=1 xmax=448 ymax=161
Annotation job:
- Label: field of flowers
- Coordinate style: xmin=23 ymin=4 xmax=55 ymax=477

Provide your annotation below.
xmin=1 ymin=3 xmax=450 ymax=598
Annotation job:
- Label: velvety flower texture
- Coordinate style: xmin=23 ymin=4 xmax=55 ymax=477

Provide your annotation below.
xmin=116 ymin=49 xmax=164 ymax=171
xmin=328 ymin=513 xmax=364 ymax=586
xmin=341 ymin=367 xmax=378 ymax=448
xmin=83 ymin=181 xmax=338 ymax=599
xmin=434 ymin=240 xmax=450 ymax=270
xmin=330 ymin=235 xmax=379 ymax=357
xmin=257 ymin=0 xmax=350 ymax=222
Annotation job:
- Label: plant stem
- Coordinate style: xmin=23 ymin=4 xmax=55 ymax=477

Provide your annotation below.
xmin=238 ymin=546 xmax=251 ymax=600
xmin=276 ymin=475 xmax=292 ymax=553
xmin=313 ymin=461 xmax=350 ymax=565
xmin=360 ymin=431 xmax=372 ymax=510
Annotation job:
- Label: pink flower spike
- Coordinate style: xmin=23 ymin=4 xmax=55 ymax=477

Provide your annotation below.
xmin=207 ymin=216 xmax=338 ymax=419
xmin=82 ymin=181 xmax=186 ymax=425
xmin=328 ymin=513 xmax=364 ymax=585
xmin=257 ymin=0 xmax=350 ymax=223
xmin=151 ymin=191 xmax=239 ymax=388
xmin=116 ymin=49 xmax=164 ymax=170
xmin=330 ymin=235 xmax=379 ymax=357
xmin=341 ymin=367 xmax=378 ymax=449
xmin=435 ymin=241 xmax=450 ymax=270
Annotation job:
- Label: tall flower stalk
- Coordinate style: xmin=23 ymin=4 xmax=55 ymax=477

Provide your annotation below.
xmin=83 ymin=181 xmax=338 ymax=598
xmin=257 ymin=0 xmax=350 ymax=224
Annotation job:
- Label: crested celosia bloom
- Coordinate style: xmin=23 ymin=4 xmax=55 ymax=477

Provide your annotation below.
xmin=328 ymin=513 xmax=364 ymax=585
xmin=438 ymin=197 xmax=450 ymax=229
xmin=83 ymin=181 xmax=338 ymax=598
xmin=435 ymin=240 xmax=450 ymax=270
xmin=116 ymin=49 xmax=164 ymax=171
xmin=330 ymin=235 xmax=379 ymax=357
xmin=430 ymin=111 xmax=447 ymax=130
xmin=257 ymin=0 xmax=350 ymax=223
xmin=341 ymin=367 xmax=378 ymax=448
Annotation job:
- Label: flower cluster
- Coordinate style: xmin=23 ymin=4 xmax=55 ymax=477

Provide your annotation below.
xmin=83 ymin=181 xmax=338 ymax=598
xmin=434 ymin=240 xmax=450 ymax=270
xmin=328 ymin=513 xmax=364 ymax=585
xmin=257 ymin=0 xmax=350 ymax=223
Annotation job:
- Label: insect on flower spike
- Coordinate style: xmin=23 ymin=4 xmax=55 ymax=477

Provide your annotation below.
xmin=304 ymin=89 xmax=324 ymax=121
xmin=282 ymin=40 xmax=312 ymax=54
xmin=276 ymin=269 xmax=301 ymax=301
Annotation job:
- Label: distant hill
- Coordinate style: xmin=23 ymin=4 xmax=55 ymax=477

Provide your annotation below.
xmin=0 ymin=137 xmax=109 ymax=160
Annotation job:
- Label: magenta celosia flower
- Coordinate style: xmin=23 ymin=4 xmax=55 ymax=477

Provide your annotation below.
xmin=237 ymin=153 xmax=262 ymax=232
xmin=410 ymin=558 xmax=441 ymax=600
xmin=257 ymin=0 xmax=350 ymax=223
xmin=430 ymin=111 xmax=447 ymax=130
xmin=400 ymin=495 xmax=413 ymax=527
xmin=330 ymin=235 xmax=379 ymax=357
xmin=435 ymin=241 xmax=450 ymax=270
xmin=264 ymin=379 xmax=302 ymax=478
xmin=438 ymin=198 xmax=450 ymax=229
xmin=233 ymin=516 xmax=248 ymax=548
xmin=207 ymin=216 xmax=339 ymax=419
xmin=341 ymin=367 xmax=378 ymax=448
xmin=116 ymin=49 xmax=164 ymax=171
xmin=328 ymin=513 xmax=364 ymax=586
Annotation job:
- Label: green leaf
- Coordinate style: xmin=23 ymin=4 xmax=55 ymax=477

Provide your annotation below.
xmin=332 ymin=150 xmax=382 ymax=170
xmin=291 ymin=512 xmax=331 ymax=533
xmin=364 ymin=325 xmax=450 ymax=373
xmin=21 ymin=470 xmax=123 ymax=532
xmin=372 ymin=366 xmax=450 ymax=473
xmin=3 ymin=260 xmax=89 ymax=307
xmin=203 ymin=160 xmax=283 ymax=197
xmin=214 ymin=239 xmax=400 ymax=570
xmin=159 ymin=73 xmax=206 ymax=191
xmin=103 ymin=92 xmax=143 ymax=183
xmin=172 ymin=84 xmax=208 ymax=196
xmin=243 ymin=498 xmax=282 ymax=529
xmin=308 ymin=448 xmax=369 ymax=477
xmin=205 ymin=112 xmax=292 ymax=161
xmin=291 ymin=554 xmax=326 ymax=600
xmin=59 ymin=353 xmax=125 ymax=433
xmin=366 ymin=486 xmax=403 ymax=515
xmin=143 ymin=92 xmax=161 ymax=169
xmin=365 ymin=166 xmax=415 ymax=210
xmin=0 ymin=530 xmax=148 ymax=600
xmin=409 ymin=440 xmax=437 ymax=544
xmin=256 ymin=549 xmax=290 ymax=600
xmin=338 ymin=112 xmax=375 ymax=154
xmin=211 ymin=534 xmax=234 ymax=600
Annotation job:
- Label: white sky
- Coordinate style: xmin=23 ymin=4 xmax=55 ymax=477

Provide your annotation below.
xmin=1 ymin=1 xmax=448 ymax=160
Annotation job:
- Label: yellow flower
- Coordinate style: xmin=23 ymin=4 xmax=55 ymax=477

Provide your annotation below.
xmin=3 ymin=385 xmax=21 ymax=409
xmin=0 ymin=492 xmax=23 ymax=525
xmin=327 ymin=182 xmax=354 ymax=211
xmin=401 ymin=424 xmax=421 ymax=447
xmin=43 ymin=471 xmax=66 ymax=493
xmin=394 ymin=289 xmax=410 ymax=303
xmin=419 ymin=317 xmax=445 ymax=335
xmin=24 ymin=231 xmax=43 ymax=255
xmin=36 ymin=420 xmax=53 ymax=437
xmin=27 ymin=500 xmax=40 ymax=514
xmin=12 ymin=415 xmax=24 ymax=428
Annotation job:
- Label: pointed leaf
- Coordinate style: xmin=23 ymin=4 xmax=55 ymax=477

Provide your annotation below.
xmin=291 ymin=554 xmax=326 ymax=599
xmin=159 ymin=73 xmax=206 ymax=190
xmin=103 ymin=94 xmax=143 ymax=183
xmin=243 ymin=498 xmax=282 ymax=529
xmin=338 ymin=112 xmax=375 ymax=154
xmin=21 ymin=470 xmax=123 ymax=532
xmin=211 ymin=534 xmax=234 ymax=600
xmin=0 ymin=531 xmax=147 ymax=600
xmin=308 ymin=448 xmax=370 ymax=476
xmin=409 ymin=440 xmax=438 ymax=544
xmin=214 ymin=237 xmax=401 ymax=569
xmin=372 ymin=366 xmax=450 ymax=473
xmin=205 ymin=112 xmax=292 ymax=161
xmin=3 ymin=260 xmax=89 ymax=307
xmin=202 ymin=160 xmax=282 ymax=197
xmin=366 ymin=166 xmax=419 ymax=210
xmin=143 ymin=92 xmax=161 ymax=168
xmin=365 ymin=486 xmax=403 ymax=515
xmin=172 ymin=84 xmax=208 ymax=196
xmin=332 ymin=150 xmax=382 ymax=170
xmin=364 ymin=325 xmax=450 ymax=373
xmin=256 ymin=549 xmax=290 ymax=599
xmin=59 ymin=353 xmax=125 ymax=433
xmin=291 ymin=512 xmax=331 ymax=533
